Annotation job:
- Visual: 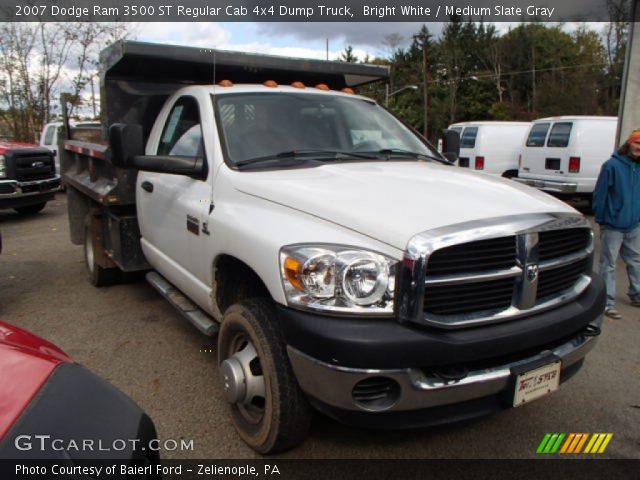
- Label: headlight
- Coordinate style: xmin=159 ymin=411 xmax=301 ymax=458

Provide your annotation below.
xmin=0 ymin=155 xmax=6 ymax=178
xmin=280 ymin=244 xmax=397 ymax=315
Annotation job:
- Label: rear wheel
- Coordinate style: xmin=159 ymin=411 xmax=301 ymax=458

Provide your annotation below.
xmin=84 ymin=219 xmax=119 ymax=287
xmin=218 ymin=298 xmax=312 ymax=454
xmin=14 ymin=202 xmax=46 ymax=215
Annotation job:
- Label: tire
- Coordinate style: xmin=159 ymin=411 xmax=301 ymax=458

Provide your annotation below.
xmin=218 ymin=298 xmax=312 ymax=454
xmin=14 ymin=202 xmax=46 ymax=215
xmin=84 ymin=221 xmax=119 ymax=287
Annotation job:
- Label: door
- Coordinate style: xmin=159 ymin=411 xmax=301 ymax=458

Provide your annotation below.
xmin=137 ymin=95 xmax=212 ymax=286
xmin=520 ymin=122 xmax=551 ymax=177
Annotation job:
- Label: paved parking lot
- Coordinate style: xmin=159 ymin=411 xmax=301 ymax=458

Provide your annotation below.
xmin=0 ymin=194 xmax=638 ymax=459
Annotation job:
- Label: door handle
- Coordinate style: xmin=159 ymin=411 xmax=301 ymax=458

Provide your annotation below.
xmin=141 ymin=181 xmax=154 ymax=193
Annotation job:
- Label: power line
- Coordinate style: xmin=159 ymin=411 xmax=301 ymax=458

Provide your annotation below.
xmin=427 ymin=61 xmax=623 ymax=84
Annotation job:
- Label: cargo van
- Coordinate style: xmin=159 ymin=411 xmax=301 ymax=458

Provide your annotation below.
xmin=515 ymin=116 xmax=618 ymax=206
xmin=448 ymin=121 xmax=531 ymax=177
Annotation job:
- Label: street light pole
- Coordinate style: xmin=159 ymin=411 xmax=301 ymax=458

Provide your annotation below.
xmin=420 ymin=36 xmax=428 ymax=138
xmin=412 ymin=32 xmax=430 ymax=139
xmin=385 ymin=85 xmax=418 ymax=107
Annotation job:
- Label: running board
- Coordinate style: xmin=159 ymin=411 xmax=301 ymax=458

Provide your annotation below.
xmin=146 ymin=271 xmax=219 ymax=337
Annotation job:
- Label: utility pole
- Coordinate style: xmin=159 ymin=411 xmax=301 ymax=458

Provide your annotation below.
xmin=414 ymin=32 xmax=429 ymax=139
xmin=90 ymin=74 xmax=97 ymax=119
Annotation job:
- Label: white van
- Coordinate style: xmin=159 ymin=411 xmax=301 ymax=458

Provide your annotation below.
xmin=515 ymin=116 xmax=618 ymax=203
xmin=448 ymin=121 xmax=531 ymax=177
xmin=40 ymin=121 xmax=100 ymax=174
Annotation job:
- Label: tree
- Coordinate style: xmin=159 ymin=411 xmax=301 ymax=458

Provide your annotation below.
xmin=339 ymin=45 xmax=359 ymax=63
xmin=0 ymin=22 xmax=132 ymax=141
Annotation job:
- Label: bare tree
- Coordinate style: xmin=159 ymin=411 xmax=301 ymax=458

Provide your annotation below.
xmin=0 ymin=22 xmax=132 ymax=141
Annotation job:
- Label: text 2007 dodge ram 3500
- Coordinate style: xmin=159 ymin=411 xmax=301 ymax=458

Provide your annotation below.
xmin=63 ymin=42 xmax=605 ymax=454
xmin=0 ymin=141 xmax=60 ymax=215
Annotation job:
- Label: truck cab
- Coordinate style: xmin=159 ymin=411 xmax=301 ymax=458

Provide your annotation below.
xmin=62 ymin=41 xmax=605 ymax=454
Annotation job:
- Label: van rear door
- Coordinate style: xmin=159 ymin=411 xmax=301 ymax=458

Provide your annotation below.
xmin=520 ymin=122 xmax=551 ymax=177
xmin=458 ymin=126 xmax=478 ymax=168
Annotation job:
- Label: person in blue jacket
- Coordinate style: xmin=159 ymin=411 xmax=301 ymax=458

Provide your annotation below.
xmin=593 ymin=128 xmax=640 ymax=319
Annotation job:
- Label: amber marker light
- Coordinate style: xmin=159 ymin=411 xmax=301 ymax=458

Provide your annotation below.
xmin=218 ymin=79 xmax=233 ymax=87
xmin=264 ymin=80 xmax=278 ymax=87
xmin=341 ymin=87 xmax=355 ymax=94
xmin=291 ymin=81 xmax=305 ymax=88
xmin=284 ymin=257 xmax=304 ymax=291
xmin=315 ymin=83 xmax=330 ymax=91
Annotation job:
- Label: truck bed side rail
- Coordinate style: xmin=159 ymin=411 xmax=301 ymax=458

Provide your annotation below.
xmin=62 ymin=140 xmax=137 ymax=207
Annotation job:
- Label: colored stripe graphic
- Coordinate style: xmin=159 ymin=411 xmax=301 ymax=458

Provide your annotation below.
xmin=539 ymin=433 xmax=613 ymax=455
xmin=537 ymin=433 xmax=552 ymax=454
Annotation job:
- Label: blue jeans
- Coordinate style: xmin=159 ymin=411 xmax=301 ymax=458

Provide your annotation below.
xmin=599 ymin=225 xmax=640 ymax=308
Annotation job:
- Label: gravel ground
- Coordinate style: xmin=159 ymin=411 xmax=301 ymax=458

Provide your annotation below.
xmin=0 ymin=194 xmax=638 ymax=459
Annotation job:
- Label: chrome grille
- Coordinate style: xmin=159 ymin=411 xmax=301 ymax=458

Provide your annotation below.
xmin=537 ymin=258 xmax=590 ymax=299
xmin=539 ymin=228 xmax=591 ymax=261
xmin=424 ymin=278 xmax=514 ymax=315
xmin=398 ymin=214 xmax=594 ymax=329
xmin=427 ymin=236 xmax=516 ymax=275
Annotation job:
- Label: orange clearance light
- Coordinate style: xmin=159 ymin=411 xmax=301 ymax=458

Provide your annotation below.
xmin=218 ymin=79 xmax=233 ymax=87
xmin=341 ymin=87 xmax=355 ymax=94
xmin=291 ymin=81 xmax=305 ymax=88
xmin=264 ymin=80 xmax=278 ymax=88
xmin=284 ymin=257 xmax=304 ymax=291
xmin=315 ymin=83 xmax=330 ymax=91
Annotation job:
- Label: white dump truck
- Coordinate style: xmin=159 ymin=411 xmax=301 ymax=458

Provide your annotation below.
xmin=63 ymin=41 xmax=605 ymax=454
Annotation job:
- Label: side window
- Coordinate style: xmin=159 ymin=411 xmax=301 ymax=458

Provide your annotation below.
xmin=43 ymin=125 xmax=56 ymax=145
xmin=158 ymin=96 xmax=203 ymax=157
xmin=460 ymin=127 xmax=478 ymax=148
xmin=526 ymin=123 xmax=550 ymax=147
xmin=547 ymin=122 xmax=573 ymax=148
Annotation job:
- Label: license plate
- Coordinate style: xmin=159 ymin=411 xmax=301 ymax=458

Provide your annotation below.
xmin=513 ymin=361 xmax=561 ymax=407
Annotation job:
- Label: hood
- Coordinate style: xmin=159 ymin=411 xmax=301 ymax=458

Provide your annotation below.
xmin=0 ymin=321 xmax=72 ymax=438
xmin=0 ymin=141 xmax=38 ymax=155
xmin=232 ymin=161 xmax=576 ymax=250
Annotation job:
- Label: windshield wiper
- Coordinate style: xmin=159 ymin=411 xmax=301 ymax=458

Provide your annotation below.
xmin=375 ymin=148 xmax=448 ymax=164
xmin=235 ymin=149 xmax=376 ymax=168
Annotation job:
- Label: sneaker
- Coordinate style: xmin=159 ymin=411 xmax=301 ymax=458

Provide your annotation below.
xmin=604 ymin=308 xmax=622 ymax=319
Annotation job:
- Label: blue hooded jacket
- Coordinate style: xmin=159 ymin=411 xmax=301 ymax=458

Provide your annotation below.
xmin=593 ymin=152 xmax=640 ymax=232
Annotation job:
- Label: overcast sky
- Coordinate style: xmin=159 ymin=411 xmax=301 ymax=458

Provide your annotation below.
xmin=135 ymin=21 xmax=607 ymax=62
xmin=136 ymin=22 xmax=451 ymax=60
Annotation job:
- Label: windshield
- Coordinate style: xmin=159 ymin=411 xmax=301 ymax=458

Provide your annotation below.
xmin=213 ymin=92 xmax=441 ymax=166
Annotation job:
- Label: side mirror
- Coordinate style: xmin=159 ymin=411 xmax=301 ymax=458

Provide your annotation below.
xmin=442 ymin=129 xmax=460 ymax=163
xmin=109 ymin=123 xmax=144 ymax=168
xmin=109 ymin=123 xmax=207 ymax=179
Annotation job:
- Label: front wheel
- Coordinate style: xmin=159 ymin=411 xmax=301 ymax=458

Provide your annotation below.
xmin=218 ymin=298 xmax=312 ymax=454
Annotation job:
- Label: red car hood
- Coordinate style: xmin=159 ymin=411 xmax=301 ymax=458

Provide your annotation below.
xmin=0 ymin=141 xmax=39 ymax=155
xmin=0 ymin=321 xmax=73 ymax=438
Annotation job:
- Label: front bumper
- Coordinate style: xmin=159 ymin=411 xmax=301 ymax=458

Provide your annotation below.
xmin=0 ymin=176 xmax=60 ymax=207
xmin=513 ymin=177 xmax=577 ymax=193
xmin=279 ymin=274 xmax=605 ymax=425
xmin=288 ymin=318 xmax=600 ymax=414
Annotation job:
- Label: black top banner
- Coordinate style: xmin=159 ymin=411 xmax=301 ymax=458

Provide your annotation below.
xmin=0 ymin=0 xmax=631 ymax=22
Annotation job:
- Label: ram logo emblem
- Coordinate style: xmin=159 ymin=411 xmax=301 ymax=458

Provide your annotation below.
xmin=31 ymin=161 xmax=45 ymax=168
xmin=526 ymin=264 xmax=539 ymax=282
